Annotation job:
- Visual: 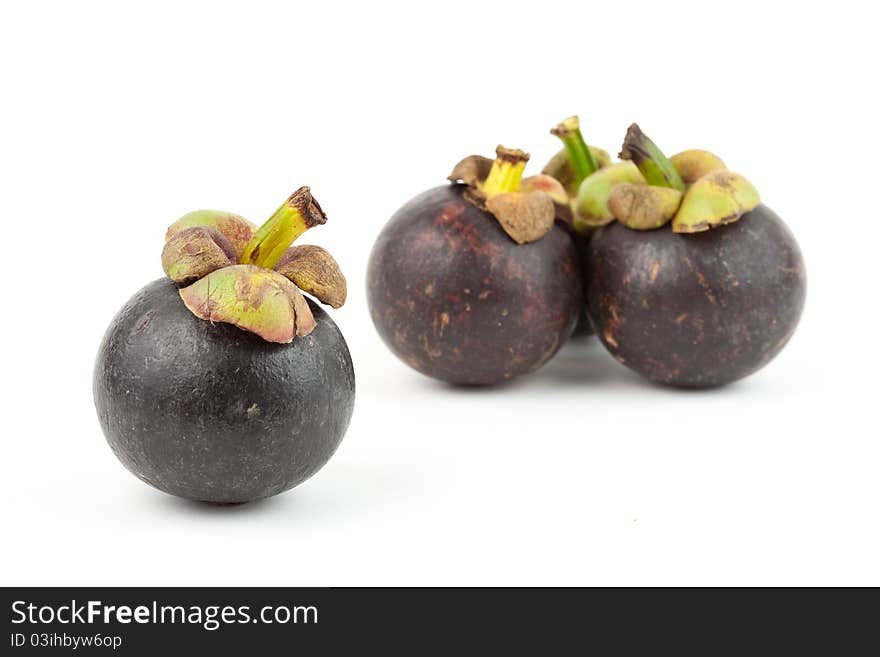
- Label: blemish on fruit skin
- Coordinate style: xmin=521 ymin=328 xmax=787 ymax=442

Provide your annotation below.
xmin=437 ymin=312 xmax=450 ymax=336
xmin=368 ymin=186 xmax=582 ymax=385
xmin=437 ymin=201 xmax=465 ymax=224
xmin=684 ymin=256 xmax=717 ymax=304
xmin=586 ymin=208 xmax=805 ymax=388
xmin=602 ymin=298 xmax=622 ymax=350
xmin=132 ymin=311 xmax=155 ymax=335
xmin=246 ymin=403 xmax=260 ymax=417
xmin=603 ymin=327 xmax=619 ymax=348
xmin=649 ymin=262 xmax=660 ymax=282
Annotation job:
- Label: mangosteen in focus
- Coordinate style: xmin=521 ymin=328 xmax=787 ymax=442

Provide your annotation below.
xmin=94 ymin=188 xmax=355 ymax=503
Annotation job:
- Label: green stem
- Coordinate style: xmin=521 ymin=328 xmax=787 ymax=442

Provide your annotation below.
xmin=480 ymin=146 xmax=529 ymax=196
xmin=239 ymin=187 xmax=327 ymax=268
xmin=618 ymin=123 xmax=685 ymax=192
xmin=551 ymin=115 xmax=598 ymax=188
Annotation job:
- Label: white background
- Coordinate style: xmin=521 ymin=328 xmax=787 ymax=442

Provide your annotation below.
xmin=1 ymin=1 xmax=877 ymax=586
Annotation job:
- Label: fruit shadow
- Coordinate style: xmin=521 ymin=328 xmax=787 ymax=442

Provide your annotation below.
xmin=156 ymin=491 xmax=290 ymax=517
xmin=414 ymin=337 xmax=639 ymax=393
xmin=424 ymin=336 xmax=746 ymax=395
xmin=529 ymin=336 xmax=750 ymax=394
xmin=152 ymin=457 xmax=419 ymax=524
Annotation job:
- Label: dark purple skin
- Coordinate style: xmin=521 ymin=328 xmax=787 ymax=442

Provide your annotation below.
xmin=94 ymin=278 xmax=355 ymax=503
xmin=571 ymin=233 xmax=595 ymax=337
xmin=367 ymin=184 xmax=583 ymax=385
xmin=586 ymin=205 xmax=806 ymax=387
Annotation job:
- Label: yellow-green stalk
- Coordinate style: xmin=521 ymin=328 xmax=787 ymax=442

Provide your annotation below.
xmin=480 ymin=146 xmax=529 ymax=196
xmin=240 ymin=187 xmax=327 ymax=269
xmin=550 ymin=115 xmax=599 ymax=188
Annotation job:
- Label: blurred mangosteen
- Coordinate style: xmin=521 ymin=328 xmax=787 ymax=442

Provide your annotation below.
xmin=583 ymin=124 xmax=806 ymax=387
xmin=367 ymin=146 xmax=582 ymax=385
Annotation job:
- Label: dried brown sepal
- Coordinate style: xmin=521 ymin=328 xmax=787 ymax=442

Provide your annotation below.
xmin=165 ymin=211 xmax=257 ymax=260
xmin=521 ymin=174 xmax=573 ymax=228
xmin=485 ymin=192 xmax=556 ymax=244
xmin=289 ymin=286 xmax=317 ymax=337
xmin=275 ymin=245 xmax=347 ymax=309
xmin=447 ymin=155 xmax=494 ymax=187
xmin=493 ymin=146 xmax=529 ymax=164
xmin=161 ymin=226 xmax=235 ymax=284
xmin=609 ymin=183 xmax=683 ymax=231
xmin=573 ymin=161 xmax=647 ymax=232
xmin=178 ymin=265 xmax=302 ymax=344
xmin=462 ymin=185 xmax=487 ymax=209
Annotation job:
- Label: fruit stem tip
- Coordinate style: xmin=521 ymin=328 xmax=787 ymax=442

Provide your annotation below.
xmin=239 ymin=187 xmax=327 ymax=269
xmin=480 ymin=145 xmax=529 ymax=196
xmin=551 ymin=115 xmax=598 ymax=188
xmin=619 ymin=123 xmax=685 ymax=192
xmin=286 ymin=186 xmax=327 ymax=229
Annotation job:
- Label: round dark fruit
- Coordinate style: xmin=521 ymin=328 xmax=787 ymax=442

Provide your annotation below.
xmin=586 ymin=205 xmax=806 ymax=387
xmin=367 ymin=184 xmax=582 ymax=385
xmin=571 ymin=234 xmax=595 ymax=337
xmin=94 ymin=278 xmax=355 ymax=503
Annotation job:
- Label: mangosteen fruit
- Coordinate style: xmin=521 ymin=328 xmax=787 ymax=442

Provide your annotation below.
xmin=94 ymin=188 xmax=355 ymax=503
xmin=367 ymin=146 xmax=583 ymax=385
xmin=583 ymin=124 xmax=806 ymax=387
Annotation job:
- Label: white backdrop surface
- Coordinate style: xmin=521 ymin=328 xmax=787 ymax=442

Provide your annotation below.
xmin=1 ymin=0 xmax=877 ymax=586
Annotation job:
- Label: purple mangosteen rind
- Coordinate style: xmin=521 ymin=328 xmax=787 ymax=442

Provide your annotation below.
xmin=586 ymin=205 xmax=805 ymax=387
xmin=94 ymin=279 xmax=355 ymax=503
xmin=575 ymin=121 xmax=805 ymax=386
xmin=95 ymin=187 xmax=355 ymax=503
xmin=367 ymin=184 xmax=583 ymax=385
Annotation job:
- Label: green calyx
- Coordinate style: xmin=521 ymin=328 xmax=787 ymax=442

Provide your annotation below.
xmin=573 ymin=161 xmax=646 ymax=233
xmin=672 ymin=170 xmax=760 ymax=233
xmin=180 ymin=265 xmax=313 ymax=344
xmin=573 ymin=122 xmax=761 ymax=235
xmin=162 ymin=187 xmax=347 ymax=343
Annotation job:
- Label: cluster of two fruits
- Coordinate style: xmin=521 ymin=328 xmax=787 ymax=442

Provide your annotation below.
xmin=369 ymin=117 xmax=806 ymax=388
xmin=93 ymin=119 xmax=805 ymax=505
